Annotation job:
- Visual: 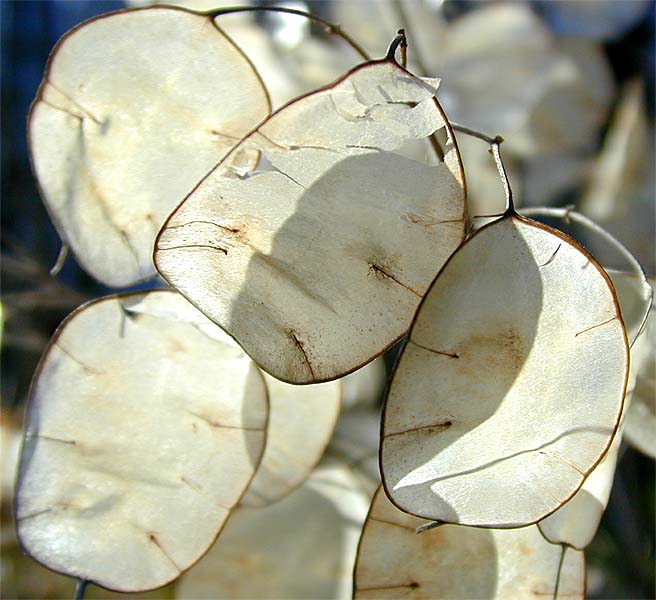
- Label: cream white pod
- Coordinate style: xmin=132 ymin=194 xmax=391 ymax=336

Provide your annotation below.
xmin=537 ymin=269 xmax=652 ymax=548
xmin=29 ymin=7 xmax=270 ymax=287
xmin=15 ymin=291 xmax=268 ymax=591
xmin=381 ymin=215 xmax=629 ymax=527
xmin=242 ymin=373 xmax=341 ymax=507
xmin=354 ymin=487 xmax=585 ymax=599
xmin=155 ymin=58 xmax=466 ymax=383
xmin=177 ymin=461 xmax=372 ymax=599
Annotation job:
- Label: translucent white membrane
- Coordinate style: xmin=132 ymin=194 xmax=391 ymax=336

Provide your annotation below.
xmin=29 ymin=6 xmax=270 ymax=287
xmin=538 ymin=270 xmax=653 ymax=548
xmin=156 ymin=59 xmax=466 ymax=383
xmin=623 ymin=300 xmax=655 ymax=459
xmin=242 ymin=372 xmax=341 ymax=507
xmin=354 ymin=487 xmax=585 ymax=599
xmin=382 ymin=215 xmax=628 ymax=527
xmin=15 ymin=291 xmax=268 ymax=591
xmin=177 ymin=460 xmax=372 ymax=599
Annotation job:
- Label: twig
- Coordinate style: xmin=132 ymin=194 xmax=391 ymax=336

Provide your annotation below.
xmin=207 ymin=6 xmax=371 ymax=61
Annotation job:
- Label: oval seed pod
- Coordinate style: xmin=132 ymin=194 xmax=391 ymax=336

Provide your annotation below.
xmin=241 ymin=372 xmax=341 ymax=507
xmin=155 ymin=57 xmax=466 ymax=383
xmin=15 ymin=291 xmax=268 ymax=592
xmin=381 ymin=213 xmax=629 ymax=527
xmin=354 ymin=487 xmax=585 ymax=599
xmin=29 ymin=6 xmax=271 ymax=287
xmin=519 ymin=208 xmax=654 ymax=461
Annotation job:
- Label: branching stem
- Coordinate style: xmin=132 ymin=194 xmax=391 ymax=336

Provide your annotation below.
xmin=206 ymin=6 xmax=371 ymax=61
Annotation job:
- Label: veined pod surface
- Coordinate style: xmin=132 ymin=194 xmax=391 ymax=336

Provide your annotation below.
xmin=15 ymin=291 xmax=268 ymax=591
xmin=29 ymin=6 xmax=270 ymax=287
xmin=537 ymin=269 xmax=653 ymax=549
xmin=354 ymin=487 xmax=585 ymax=599
xmin=155 ymin=58 xmax=466 ymax=384
xmin=381 ymin=214 xmax=629 ymax=527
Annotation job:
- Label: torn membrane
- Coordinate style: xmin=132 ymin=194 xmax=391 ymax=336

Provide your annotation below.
xmin=156 ymin=58 xmax=466 ymax=383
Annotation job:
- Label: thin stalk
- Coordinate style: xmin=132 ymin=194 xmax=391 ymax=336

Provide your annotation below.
xmin=386 ymin=29 xmax=407 ymax=63
xmin=491 ymin=141 xmax=514 ymax=215
xmin=448 ymin=123 xmax=512 ymax=216
xmin=49 ymin=242 xmax=69 ymax=277
xmin=206 ymin=6 xmax=371 ymax=61
xmin=74 ymin=579 xmax=87 ymax=600
xmin=552 ymin=544 xmax=567 ymax=600
xmin=451 ymin=123 xmax=503 ymax=146
xmin=416 ymin=520 xmax=444 ymax=534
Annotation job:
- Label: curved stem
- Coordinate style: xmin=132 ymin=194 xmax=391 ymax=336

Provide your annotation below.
xmin=520 ymin=206 xmax=653 ymax=346
xmin=206 ymin=6 xmax=371 ymax=61
xmin=449 ymin=123 xmax=511 ymax=216
xmin=386 ymin=29 xmax=407 ymax=64
xmin=49 ymin=242 xmax=69 ymax=277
